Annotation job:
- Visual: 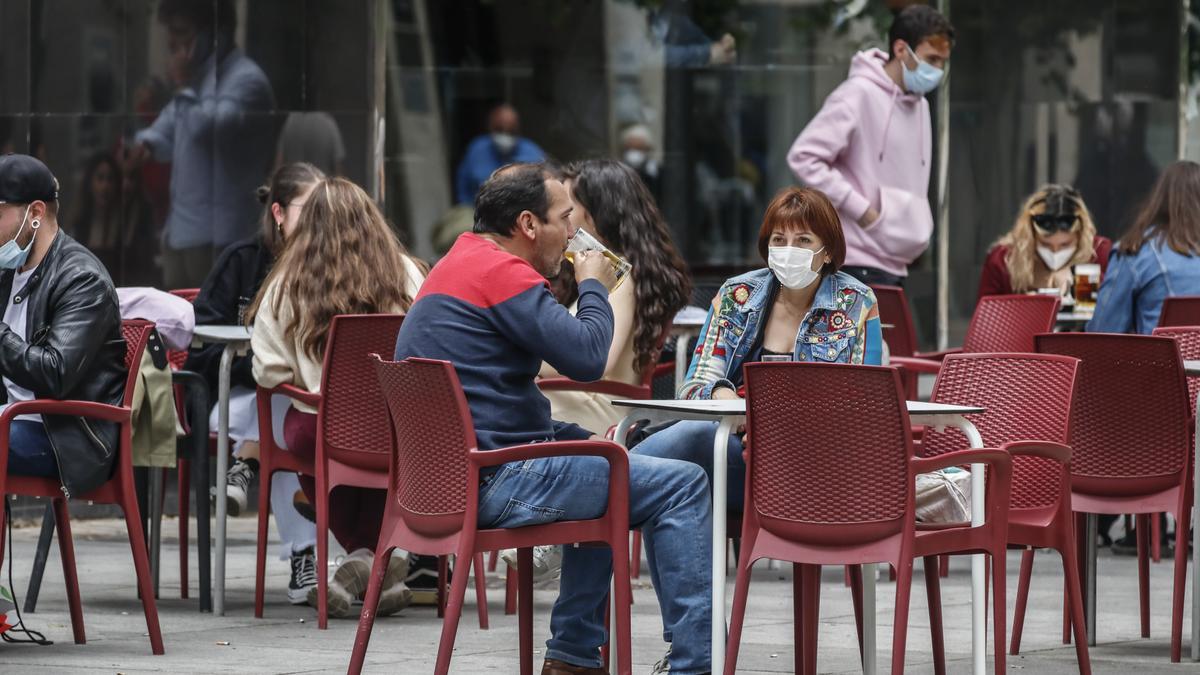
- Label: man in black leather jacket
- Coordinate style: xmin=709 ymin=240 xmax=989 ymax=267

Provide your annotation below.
xmin=0 ymin=154 xmax=125 ymax=497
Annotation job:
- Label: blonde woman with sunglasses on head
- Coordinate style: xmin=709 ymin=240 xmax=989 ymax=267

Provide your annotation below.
xmin=978 ymin=184 xmax=1111 ymax=299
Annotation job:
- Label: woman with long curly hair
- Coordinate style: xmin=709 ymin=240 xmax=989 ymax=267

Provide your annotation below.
xmin=250 ymin=177 xmax=426 ymax=618
xmin=540 ymin=159 xmax=691 ymax=433
xmin=978 ymin=184 xmax=1111 ymax=298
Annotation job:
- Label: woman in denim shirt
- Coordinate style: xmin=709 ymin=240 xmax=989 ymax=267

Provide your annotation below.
xmin=634 ymin=187 xmax=883 ymax=508
xmin=1088 ymin=161 xmax=1200 ymax=334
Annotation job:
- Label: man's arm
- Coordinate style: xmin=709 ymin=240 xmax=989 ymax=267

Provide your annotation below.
xmin=787 ymin=94 xmax=876 ymax=226
xmin=0 ymin=272 xmax=120 ymax=399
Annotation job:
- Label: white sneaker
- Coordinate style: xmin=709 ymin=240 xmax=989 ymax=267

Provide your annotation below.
xmin=309 ymin=548 xmax=372 ymax=618
xmin=377 ymin=552 xmax=413 ymax=617
xmin=499 ymin=545 xmax=562 ymax=583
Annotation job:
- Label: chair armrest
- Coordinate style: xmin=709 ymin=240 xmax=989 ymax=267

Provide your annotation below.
xmin=537 ymin=377 xmax=651 ymax=400
xmin=911 ymin=447 xmax=1011 ymax=474
xmin=913 ymin=348 xmax=962 ymax=361
xmin=258 ymin=383 xmax=322 ymax=407
xmin=470 ymin=439 xmax=629 ymax=470
xmin=0 ymin=399 xmax=131 ymax=425
xmin=890 ymin=356 xmax=943 ymax=374
xmin=1001 ymin=440 xmax=1071 ymax=464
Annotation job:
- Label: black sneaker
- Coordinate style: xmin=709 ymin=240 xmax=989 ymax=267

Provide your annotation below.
xmin=288 ymin=547 xmax=317 ymax=605
xmin=221 ymin=458 xmax=257 ymax=517
xmin=406 ymin=554 xmax=442 ymax=606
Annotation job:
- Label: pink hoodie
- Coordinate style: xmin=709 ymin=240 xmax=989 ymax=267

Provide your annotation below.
xmin=788 ymin=48 xmax=933 ymax=278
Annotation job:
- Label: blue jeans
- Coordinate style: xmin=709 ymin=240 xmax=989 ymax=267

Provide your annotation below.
xmin=478 ymin=453 xmax=712 ymax=674
xmin=633 ymin=421 xmax=747 ymax=511
xmin=6 ymin=420 xmax=57 ymax=478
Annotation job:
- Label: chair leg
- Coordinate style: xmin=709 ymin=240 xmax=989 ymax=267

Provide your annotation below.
xmin=472 ymin=552 xmax=489 ymax=630
xmin=1060 ymin=535 xmax=1092 ymax=674
xmin=610 ymin=531 xmax=633 ymax=675
xmin=1169 ymin=503 xmax=1191 ymax=662
xmin=177 ymin=459 xmax=190 ymax=599
xmin=1011 ymin=547 xmax=1035 ymax=655
xmin=801 ymin=564 xmax=820 ymax=675
xmin=51 ymin=499 xmax=85 ymax=645
xmin=22 ymin=504 xmax=54 ymax=613
xmin=435 ymin=547 xmax=476 ymax=675
xmin=505 ymin=562 xmax=517 ymax=615
xmin=725 ymin=553 xmax=755 ymax=675
xmin=1136 ymin=513 xmax=1150 ymax=638
xmin=518 ymin=548 xmax=535 ymax=675
xmin=487 ymin=549 xmax=498 ymax=573
xmin=316 ymin=488 xmax=330 ymax=630
xmin=923 ymin=556 xmax=945 ymax=675
xmin=890 ymin=558 xmax=915 ymax=675
xmin=630 ymin=531 xmax=642 ymax=579
xmin=253 ymin=466 xmax=274 ymax=619
xmin=348 ymin=545 xmax=393 ymax=675
xmin=120 ymin=491 xmax=165 ymax=654
xmin=991 ymin=551 xmax=1007 ymax=675
xmin=939 ymin=553 xmax=949 ymax=577
xmin=437 ymin=555 xmax=449 ymax=618
xmin=793 ymin=563 xmax=803 ymax=675
xmin=848 ymin=565 xmax=863 ymax=661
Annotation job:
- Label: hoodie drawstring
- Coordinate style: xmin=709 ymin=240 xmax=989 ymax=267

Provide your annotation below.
xmin=878 ymin=86 xmax=898 ymax=163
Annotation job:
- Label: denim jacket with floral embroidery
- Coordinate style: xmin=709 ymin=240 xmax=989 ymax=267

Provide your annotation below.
xmin=679 ymin=269 xmax=883 ymax=400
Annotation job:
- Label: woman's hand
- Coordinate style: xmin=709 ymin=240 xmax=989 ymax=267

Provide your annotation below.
xmin=711 ymin=387 xmax=741 ymax=401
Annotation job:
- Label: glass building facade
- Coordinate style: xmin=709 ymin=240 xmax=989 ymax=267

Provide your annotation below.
xmin=0 ymin=0 xmax=1190 ymax=348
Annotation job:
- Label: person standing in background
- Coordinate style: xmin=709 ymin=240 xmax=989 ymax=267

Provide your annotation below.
xmin=788 ymin=5 xmax=953 ymax=287
xmin=127 ymin=0 xmax=275 ymax=290
xmin=454 ymin=102 xmax=545 ymax=205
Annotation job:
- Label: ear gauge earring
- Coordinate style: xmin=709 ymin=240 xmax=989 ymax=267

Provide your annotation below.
xmin=31 ymin=220 xmax=40 ymax=229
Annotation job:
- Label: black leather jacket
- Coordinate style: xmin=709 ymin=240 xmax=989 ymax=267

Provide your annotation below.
xmin=0 ymin=230 xmax=125 ymax=496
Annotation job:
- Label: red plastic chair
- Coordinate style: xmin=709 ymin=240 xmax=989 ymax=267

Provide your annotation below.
xmin=1036 ymin=333 xmax=1193 ymax=662
xmin=351 ymin=356 xmax=632 ymax=675
xmin=917 ymin=353 xmax=1090 ymax=672
xmin=253 ymin=314 xmax=490 ymax=629
xmin=1157 ymin=296 xmax=1200 ymax=327
xmin=725 ymin=362 xmax=1013 ymax=675
xmin=0 ymin=320 xmax=164 ymax=654
xmin=1149 ymin=325 xmax=1200 ymax=562
xmin=166 ymin=287 xmax=200 ymax=598
xmin=891 ymin=294 xmax=1060 ymax=376
xmin=869 ymin=285 xmax=921 ymax=399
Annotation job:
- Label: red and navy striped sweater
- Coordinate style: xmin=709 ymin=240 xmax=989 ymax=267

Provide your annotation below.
xmin=394 ymin=232 xmax=613 ymax=451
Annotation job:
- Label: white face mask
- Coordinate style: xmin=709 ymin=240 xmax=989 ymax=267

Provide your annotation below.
xmin=491 ymin=132 xmax=517 ymax=155
xmin=622 ymin=149 xmax=647 ymax=169
xmin=768 ymin=245 xmax=824 ymax=289
xmin=1036 ymin=244 xmax=1076 ymax=271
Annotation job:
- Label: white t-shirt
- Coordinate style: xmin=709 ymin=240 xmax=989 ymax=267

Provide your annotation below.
xmin=4 ymin=266 xmax=39 ymax=423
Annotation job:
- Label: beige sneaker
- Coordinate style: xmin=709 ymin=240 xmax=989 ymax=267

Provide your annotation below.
xmin=377 ymin=552 xmax=413 ymax=616
xmin=309 ymin=548 xmax=372 ymax=618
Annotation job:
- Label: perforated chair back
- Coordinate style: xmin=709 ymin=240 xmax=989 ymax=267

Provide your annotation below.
xmin=743 ymin=362 xmax=914 ymax=544
xmin=318 ymin=314 xmax=406 ymax=470
xmin=1152 ymin=325 xmax=1200 ymax=416
xmin=920 ymin=353 xmax=1079 ymax=511
xmin=373 ymin=356 xmax=473 ymax=538
xmin=120 ymin=320 xmax=156 ymax=408
xmin=165 ymin=288 xmax=199 ymax=370
xmin=962 ymin=295 xmax=1060 ymax=354
xmin=1157 ymin=296 xmax=1200 ymax=328
xmin=870 ymin=285 xmax=919 ymax=357
xmin=1036 ymin=333 xmax=1191 ymax=496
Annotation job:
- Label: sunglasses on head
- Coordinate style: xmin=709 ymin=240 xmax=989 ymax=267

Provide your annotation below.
xmin=1032 ymin=212 xmax=1079 ymax=233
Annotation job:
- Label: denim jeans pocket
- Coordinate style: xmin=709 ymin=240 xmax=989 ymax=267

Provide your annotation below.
xmin=495 ymin=498 xmax=566 ymax=528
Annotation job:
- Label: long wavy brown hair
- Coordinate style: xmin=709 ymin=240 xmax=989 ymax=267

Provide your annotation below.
xmin=996 ymin=184 xmax=1097 ymax=293
xmin=1119 ymin=160 xmax=1200 ymax=256
xmin=247 ymin=177 xmax=427 ymax=360
xmin=566 ymin=159 xmax=691 ymax=377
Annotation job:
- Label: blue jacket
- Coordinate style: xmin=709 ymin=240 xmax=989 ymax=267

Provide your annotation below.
xmin=680 ymin=269 xmax=883 ymax=400
xmin=1087 ymin=238 xmax=1200 ymax=335
xmin=454 ymin=135 xmax=546 ymax=204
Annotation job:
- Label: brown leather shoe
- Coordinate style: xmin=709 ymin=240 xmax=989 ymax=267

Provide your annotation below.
xmin=540 ymin=658 xmax=607 ymax=675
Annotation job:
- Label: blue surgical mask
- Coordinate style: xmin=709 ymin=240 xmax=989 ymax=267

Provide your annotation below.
xmin=0 ymin=205 xmax=37 ymax=270
xmin=901 ymin=43 xmax=944 ymax=95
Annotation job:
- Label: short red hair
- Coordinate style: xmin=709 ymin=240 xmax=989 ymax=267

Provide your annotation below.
xmin=756 ymin=187 xmax=846 ymax=272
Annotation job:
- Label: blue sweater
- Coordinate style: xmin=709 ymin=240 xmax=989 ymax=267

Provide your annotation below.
xmin=394 ymin=233 xmax=613 ymax=451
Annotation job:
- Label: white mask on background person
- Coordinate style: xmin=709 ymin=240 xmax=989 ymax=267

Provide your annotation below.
xmin=622 ymin=149 xmax=647 ymax=170
xmin=491 ymin=132 xmax=517 ymax=155
xmin=1036 ymin=244 xmax=1076 ymax=271
xmin=768 ymin=245 xmax=824 ymax=289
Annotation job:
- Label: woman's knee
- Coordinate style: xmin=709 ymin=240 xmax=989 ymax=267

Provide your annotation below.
xmin=630 ymin=421 xmax=719 ymax=463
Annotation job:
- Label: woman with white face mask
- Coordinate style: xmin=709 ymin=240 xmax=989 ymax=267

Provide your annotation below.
xmin=978 ymin=184 xmax=1111 ymax=298
xmin=632 ymin=187 xmax=883 ymax=510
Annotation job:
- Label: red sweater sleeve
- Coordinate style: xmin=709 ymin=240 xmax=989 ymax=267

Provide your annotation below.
xmin=1093 ymin=235 xmax=1113 ymax=273
xmin=977 ymin=245 xmax=1012 ymax=299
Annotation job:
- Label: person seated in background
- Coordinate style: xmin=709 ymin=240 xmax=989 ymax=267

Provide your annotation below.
xmin=1088 ymin=160 xmax=1200 ymax=334
xmin=617 ymin=124 xmax=662 ymax=200
xmin=250 ymin=177 xmax=427 ymax=617
xmin=186 ymin=162 xmax=324 ymax=605
xmin=0 ymin=154 xmax=126 ymax=497
xmin=977 ymin=184 xmax=1111 ymax=298
xmin=633 ymin=186 xmax=883 ymax=510
xmin=394 ymin=163 xmax=713 ymax=675
xmin=455 ymin=102 xmax=545 ymax=205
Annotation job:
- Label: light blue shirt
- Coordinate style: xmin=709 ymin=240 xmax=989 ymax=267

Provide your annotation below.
xmin=454 ymin=135 xmax=545 ymax=204
xmin=136 ymin=49 xmax=275 ymax=250
xmin=1087 ymin=237 xmax=1200 ymax=334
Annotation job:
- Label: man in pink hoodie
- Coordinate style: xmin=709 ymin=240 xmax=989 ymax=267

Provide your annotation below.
xmin=788 ymin=6 xmax=954 ymax=286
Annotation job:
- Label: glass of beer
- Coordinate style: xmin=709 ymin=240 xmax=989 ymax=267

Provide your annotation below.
xmin=564 ymin=229 xmax=632 ymax=291
xmin=1073 ymin=263 xmax=1101 ymax=312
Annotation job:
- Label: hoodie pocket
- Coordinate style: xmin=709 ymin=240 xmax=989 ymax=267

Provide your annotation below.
xmin=867 ymin=186 xmax=934 ymax=263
